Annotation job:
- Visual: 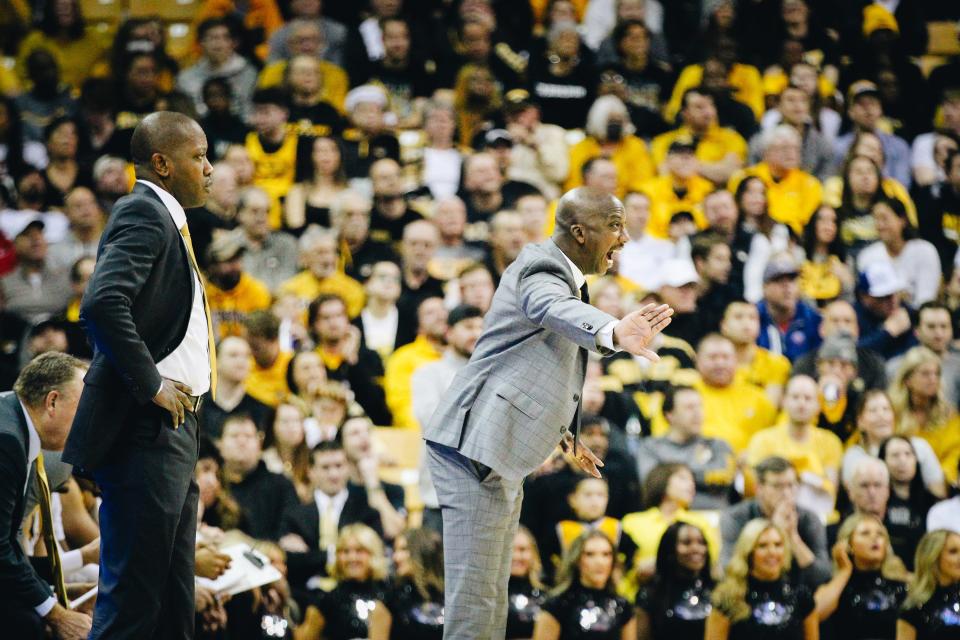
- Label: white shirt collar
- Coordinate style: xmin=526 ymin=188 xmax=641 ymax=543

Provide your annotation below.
xmin=314 ymin=487 xmax=349 ymax=511
xmin=137 ymin=179 xmax=187 ymax=229
xmin=560 ymin=250 xmax=586 ymax=290
xmin=19 ymin=400 xmax=40 ymax=464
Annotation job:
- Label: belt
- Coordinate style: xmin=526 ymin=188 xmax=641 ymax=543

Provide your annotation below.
xmin=185 ymin=394 xmax=204 ymax=414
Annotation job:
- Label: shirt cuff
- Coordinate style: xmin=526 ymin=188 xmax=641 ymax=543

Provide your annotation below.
xmin=36 ymin=595 xmax=56 ymax=617
xmin=597 ymin=321 xmax=620 ymax=351
xmin=61 ymin=548 xmax=83 ymax=575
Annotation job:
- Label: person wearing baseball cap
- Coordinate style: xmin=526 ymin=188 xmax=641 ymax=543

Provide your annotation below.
xmin=655 ymin=258 xmax=706 ymax=346
xmin=756 ymin=252 xmax=823 ymax=362
xmin=203 ymin=231 xmax=272 ymax=339
xmin=638 ymin=136 xmax=712 ymax=239
xmin=855 ymin=260 xmax=918 ymax=359
xmin=0 ymin=217 xmax=73 ymax=324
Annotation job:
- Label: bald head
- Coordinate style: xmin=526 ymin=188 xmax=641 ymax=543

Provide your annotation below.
xmin=554 ymin=187 xmax=621 ymax=235
xmin=553 ymin=187 xmax=627 ymax=276
xmin=131 ymin=111 xmax=212 ymax=208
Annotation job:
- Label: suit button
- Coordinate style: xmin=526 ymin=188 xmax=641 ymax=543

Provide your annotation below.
xmin=573 ymin=393 xmax=580 ymax=402
xmin=560 ymin=427 xmax=566 ymax=434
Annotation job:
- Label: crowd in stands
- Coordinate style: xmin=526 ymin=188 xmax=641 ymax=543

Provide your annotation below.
xmin=4 ymin=0 xmax=960 ymax=637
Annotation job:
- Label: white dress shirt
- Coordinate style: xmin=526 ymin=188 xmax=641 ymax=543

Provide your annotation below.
xmin=137 ymin=180 xmax=211 ymax=396
xmin=560 ymin=252 xmax=619 ymax=350
xmin=20 ymin=402 xmax=56 ymax=616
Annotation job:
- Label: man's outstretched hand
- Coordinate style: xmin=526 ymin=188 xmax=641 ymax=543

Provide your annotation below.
xmin=559 ymin=431 xmax=604 ymax=479
xmin=613 ymin=303 xmax=673 ymax=361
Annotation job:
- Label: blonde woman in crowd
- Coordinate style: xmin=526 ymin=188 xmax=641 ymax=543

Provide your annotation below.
xmin=706 ymin=518 xmax=817 ymax=640
xmin=814 ymin=514 xmax=908 ymax=639
xmin=897 ymin=529 xmax=960 ymax=639
xmin=507 ymin=526 xmax=547 ymax=640
xmin=890 ymin=347 xmax=960 ymax=485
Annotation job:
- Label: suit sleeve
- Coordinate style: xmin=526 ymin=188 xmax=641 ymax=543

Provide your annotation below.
xmin=0 ymin=435 xmax=53 ymax=609
xmin=280 ymin=507 xmax=328 ymax=587
xmin=80 ymin=202 xmax=166 ymax=404
xmin=517 ymin=260 xmax=618 ymax=354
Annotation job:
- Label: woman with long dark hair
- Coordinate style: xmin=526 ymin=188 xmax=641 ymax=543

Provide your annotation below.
xmin=814 ymin=513 xmax=908 ymax=639
xmin=878 ymin=435 xmax=939 ymax=570
xmin=369 ymin=527 xmax=445 ymax=640
xmin=40 ymin=116 xmax=92 ymax=209
xmin=636 ymin=521 xmax=714 ymax=640
xmin=897 ymin=529 xmax=960 ymax=639
xmin=283 ymin=135 xmax=347 ymax=234
xmin=261 ymin=397 xmax=312 ymax=503
xmin=800 ymin=204 xmax=853 ymax=305
xmin=532 ymin=530 xmax=636 ymax=639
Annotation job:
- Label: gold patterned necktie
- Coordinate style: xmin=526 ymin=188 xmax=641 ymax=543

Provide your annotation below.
xmin=180 ymin=224 xmax=218 ymax=399
xmin=36 ymin=453 xmax=68 ymax=607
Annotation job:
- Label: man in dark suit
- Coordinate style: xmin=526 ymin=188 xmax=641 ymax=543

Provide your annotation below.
xmin=0 ymin=352 xmax=90 ymax=639
xmin=280 ymin=440 xmax=384 ymax=591
xmin=63 ymin=111 xmax=215 ymax=639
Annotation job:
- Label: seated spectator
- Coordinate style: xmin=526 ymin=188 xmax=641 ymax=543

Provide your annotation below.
xmin=927 ymin=458 xmax=960 ymax=534
xmin=457 ymin=152 xmax=509 ymax=226
xmin=707 ymin=519 xmax=818 ymax=640
xmin=203 ymin=233 xmax=272 ymax=339
xmin=507 ymin=527 xmax=547 ymax=639
xmin=198 ymin=79 xmax=250 ymax=161
xmin=40 ymin=117 xmax=93 ymax=210
xmin=243 ymin=310 xmax=294 ymax=407
xmin=532 ymin=531 xmax=636 ymax=638
xmin=22 ymin=318 xmax=69 ymax=363
xmin=15 ymin=49 xmax=78 ymax=145
xmin=799 ymin=205 xmax=854 ymax=306
xmin=452 ymin=63 xmax=503 ymax=150
xmin=261 ymin=397 xmax=312 ymax=503
xmin=284 ymin=351 xmax=328 ymax=430
xmin=857 ymin=198 xmax=941 ymax=309
xmin=283 ymin=135 xmax=347 ymax=235
xmin=693 ymin=333 xmax=777 ymax=453
xmin=368 ymin=528 xmax=445 ymax=639
xmin=297 ymin=524 xmax=389 ymax=640
xmin=839 ymin=457 xmax=891 ymax=547
xmin=637 ymin=138 xmax=711 ymax=240
xmin=503 ymin=89 xmax=568 ymax=200
xmin=721 ymin=299 xmax=791 ymax=407
xmin=419 ymin=101 xmax=464 ymax=201
xmin=337 ymin=416 xmax=406 ymax=539
xmin=651 ymin=89 xmax=747 ymax=185
xmin=330 ymin=190 xmax=398 ymax=283
xmin=814 ymin=513 xmax=908 ymax=640
xmin=622 ymin=463 xmax=720 ymax=587
xmin=729 ymin=124 xmax=821 ymax=235
xmin=889 ymin=347 xmax=960 ymax=485
xmin=456 ymin=262 xmax=495 ymax=313
xmin=832 ymin=81 xmax=911 ymax=188
xmin=483 ymin=210 xmax=526 ymax=286
xmin=235 ymin=186 xmax=300 ymax=292
xmin=266 ymin=0 xmax=347 ymax=66
xmin=176 ymin=18 xmax=258 ymax=119
xmin=340 ymin=85 xmax=400 ymax=179
xmin=223 ymin=143 xmax=256 ymax=189
xmin=0 ymin=288 xmax=29 ymax=391
xmin=636 ymin=385 xmax=735 ymax=510
xmin=842 ymin=389 xmax=946 ymax=499
xmin=720 ymin=456 xmax=831 ymax=587
xmin=635 ymin=520 xmax=715 ymax=640
xmin=691 ymin=232 xmax=737 ymax=335
xmin=656 ymin=258 xmax=705 ymax=347
xmin=358 ymin=261 xmax=410 ymax=361
xmin=217 ymin=413 xmax=300 ymax=541
xmin=279 ymin=226 xmax=366 ymax=317
xmin=750 ymin=84 xmax=832 ymax=180
xmin=565 ymin=95 xmax=654 ymax=198
xmin=47 ymin=186 xmax=103 ymax=272
xmin=915 ymin=148 xmax=960 ymax=274
xmin=431 ymin=196 xmax=486 ymax=281
xmin=257 ymin=19 xmax=347 ymax=108
xmin=756 ymin=252 xmax=822 ymax=362
xmin=397 ymin=220 xmax=445 ymax=321
xmin=854 ymin=260 xmax=917 ymax=359
xmin=0 ymin=217 xmax=71 ymax=324
xmin=878 ymin=435 xmax=938 ymax=571
xmin=185 ymin=163 xmax=239 ymax=271
xmin=617 ymin=191 xmax=676 ymax=292
xmin=384 ymin=296 xmax=446 ymax=428
xmin=199 ymin=336 xmax=271 ymax=439
xmin=90 ymin=154 xmax=131 ymax=215
xmin=245 ymin=88 xmax=302 ymax=228
xmin=897 ymin=530 xmax=960 ymax=640
xmin=308 ymin=293 xmax=390 ymax=425
xmin=284 ymin=55 xmax=345 ymax=138
xmin=809 ymin=334 xmax=869 ymax=442
xmin=746 ymin=375 xmax=843 ymax=522
xmin=887 ymin=302 xmax=960 ymax=408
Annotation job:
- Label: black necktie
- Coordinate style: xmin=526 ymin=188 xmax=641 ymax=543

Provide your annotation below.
xmin=580 ymin=283 xmax=590 ymax=305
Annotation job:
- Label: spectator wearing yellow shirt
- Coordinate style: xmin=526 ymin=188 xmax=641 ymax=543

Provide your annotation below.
xmin=279 ymin=226 xmax=366 ymax=318
xmin=728 ymin=125 xmax=822 ymax=235
xmin=243 ymin=310 xmax=293 ymax=407
xmin=246 ymin=88 xmax=300 ymax=229
xmin=693 ymin=333 xmax=778 ymax=453
xmin=721 ymin=300 xmax=792 ymax=407
xmin=565 ymin=95 xmax=654 ymax=197
xmin=621 ymin=463 xmax=720 ymax=591
xmin=746 ymin=375 xmax=843 ymax=523
xmin=194 ymin=0 xmax=284 ymax=62
xmin=651 ymin=89 xmax=747 ymax=185
xmin=256 ymin=20 xmax=348 ymax=112
xmin=664 ymin=54 xmax=764 ymax=123
xmin=203 ymin=233 xmax=272 ymax=339
xmin=638 ymin=139 xmax=712 ymax=239
xmin=384 ymin=297 xmax=446 ymax=429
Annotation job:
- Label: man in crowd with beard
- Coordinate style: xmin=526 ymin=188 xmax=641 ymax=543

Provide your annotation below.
xmin=203 ymin=233 xmax=272 ymax=339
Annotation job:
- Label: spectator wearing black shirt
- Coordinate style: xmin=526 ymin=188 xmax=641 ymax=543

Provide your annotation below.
xmin=527 ymin=21 xmax=596 ymax=130
xmin=198 ymin=78 xmax=249 ymax=161
xmin=606 ymin=20 xmax=672 ymax=137
xmin=916 ymin=149 xmax=960 ymax=275
xmin=396 ymin=220 xmax=445 ymax=324
xmin=692 ymin=232 xmax=737 ymax=335
xmin=185 ymin=162 xmax=239 ymax=270
xmin=333 ymin=189 xmax=399 ymax=282
xmin=458 ymin=151 xmax=507 ymax=224
xmin=878 ymin=436 xmax=938 ymax=571
xmin=199 ymin=336 xmax=272 ymax=439
xmin=368 ymin=158 xmax=424 ymax=244
xmin=217 ymin=413 xmax=300 ymax=541
xmin=341 ymin=85 xmax=401 ymax=179
xmin=15 ymin=48 xmax=78 ymax=144
xmin=482 ymin=210 xmax=525 ymax=286
xmin=284 ymin=55 xmax=344 ymax=138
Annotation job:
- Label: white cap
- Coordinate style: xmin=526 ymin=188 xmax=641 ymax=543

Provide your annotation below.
xmin=860 ymin=259 xmax=905 ymax=297
xmin=657 ymin=258 xmax=700 ymax=289
xmin=345 ymin=84 xmax=388 ymax=112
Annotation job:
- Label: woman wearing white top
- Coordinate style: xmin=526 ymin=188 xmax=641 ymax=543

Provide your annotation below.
xmin=857 ymin=197 xmax=941 ymax=307
xmin=841 ymin=389 xmax=946 ymax=498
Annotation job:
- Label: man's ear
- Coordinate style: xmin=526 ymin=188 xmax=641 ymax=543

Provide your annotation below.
xmin=45 ymin=389 xmax=60 ymax=415
xmin=570 ymin=224 xmax=586 ymax=244
xmin=152 ymin=152 xmax=171 ymax=178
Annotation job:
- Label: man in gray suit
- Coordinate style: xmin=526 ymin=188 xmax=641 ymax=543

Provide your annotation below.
xmin=424 ymin=187 xmax=673 ymax=639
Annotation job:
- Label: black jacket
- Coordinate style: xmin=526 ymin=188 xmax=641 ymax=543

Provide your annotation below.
xmin=64 ymin=183 xmax=196 ymax=470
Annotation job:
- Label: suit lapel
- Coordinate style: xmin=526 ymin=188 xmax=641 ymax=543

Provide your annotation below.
xmin=544 ymin=240 xmax=580 ymax=297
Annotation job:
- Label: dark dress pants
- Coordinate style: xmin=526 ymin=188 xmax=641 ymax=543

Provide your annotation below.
xmin=90 ymin=405 xmax=200 ymax=640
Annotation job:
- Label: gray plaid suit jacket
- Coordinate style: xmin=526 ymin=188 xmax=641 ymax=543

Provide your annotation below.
xmin=423 ymin=239 xmax=618 ymax=482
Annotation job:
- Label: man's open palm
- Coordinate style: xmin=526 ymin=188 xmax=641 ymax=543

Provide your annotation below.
xmin=613 ymin=303 xmax=674 ymax=361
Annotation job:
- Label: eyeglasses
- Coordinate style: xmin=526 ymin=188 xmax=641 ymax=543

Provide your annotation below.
xmin=600 ymin=72 xmax=625 ymax=84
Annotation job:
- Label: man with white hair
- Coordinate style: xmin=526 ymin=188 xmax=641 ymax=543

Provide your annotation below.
xmin=279 ymin=225 xmax=366 ymax=314
xmin=342 ymin=84 xmax=400 ymax=178
xmin=331 ymin=189 xmax=398 ymax=281
xmin=749 ymin=84 xmax=833 ymax=180
xmin=729 ymin=124 xmax=822 ymax=234
xmin=235 ymin=186 xmax=299 ymax=292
